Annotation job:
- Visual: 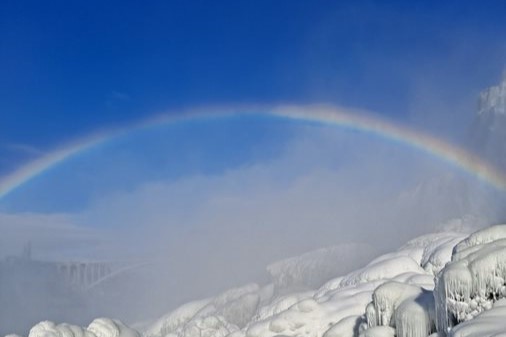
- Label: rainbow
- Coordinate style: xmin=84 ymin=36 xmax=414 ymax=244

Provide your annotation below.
xmin=1 ymin=104 xmax=505 ymax=199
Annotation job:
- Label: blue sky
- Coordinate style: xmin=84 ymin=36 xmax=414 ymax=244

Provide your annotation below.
xmin=2 ymin=0 xmax=506 ymax=150
xmin=1 ymin=1 xmax=506 ymax=248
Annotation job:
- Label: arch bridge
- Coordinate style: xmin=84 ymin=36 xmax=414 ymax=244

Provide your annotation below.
xmin=56 ymin=260 xmax=150 ymax=291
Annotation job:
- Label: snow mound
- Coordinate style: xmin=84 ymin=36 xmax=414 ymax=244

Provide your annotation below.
xmin=27 ymin=319 xmax=139 ymax=337
xmin=267 ymin=244 xmax=375 ymax=291
xmin=359 ymin=326 xmax=395 ymax=337
xmin=143 ymin=230 xmax=462 ymax=337
xmin=141 ymin=229 xmax=465 ymax=337
xmin=144 ymin=299 xmax=211 ymax=337
xmin=144 ymin=283 xmax=270 ymax=337
xmin=453 ymin=224 xmax=506 ymax=254
xmin=339 ymin=256 xmax=425 ymax=287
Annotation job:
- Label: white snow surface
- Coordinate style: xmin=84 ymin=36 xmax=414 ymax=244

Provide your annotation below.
xmin=14 ymin=224 xmax=506 ymax=337
xmin=26 ymin=319 xmax=139 ymax=337
xmin=266 ymin=244 xmax=376 ymax=291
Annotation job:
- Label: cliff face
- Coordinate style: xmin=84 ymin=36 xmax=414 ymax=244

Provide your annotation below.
xmin=471 ymin=74 xmax=506 ymax=169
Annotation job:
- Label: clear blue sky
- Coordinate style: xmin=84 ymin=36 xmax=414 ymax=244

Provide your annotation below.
xmin=1 ymin=0 xmax=506 ymax=211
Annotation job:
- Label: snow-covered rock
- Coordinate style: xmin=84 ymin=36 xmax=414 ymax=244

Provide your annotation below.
xmin=144 ymin=299 xmax=211 ymax=337
xmin=143 ymin=228 xmax=464 ymax=337
xmin=27 ymin=319 xmax=139 ymax=337
xmin=359 ymin=326 xmax=395 ymax=337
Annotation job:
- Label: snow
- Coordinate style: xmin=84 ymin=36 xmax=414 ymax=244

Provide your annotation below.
xmin=15 ymin=224 xmax=506 ymax=337
xmin=359 ymin=326 xmax=395 ymax=337
xmin=394 ymin=290 xmax=436 ymax=337
xmin=144 ymin=299 xmax=211 ymax=337
xmin=145 ymin=283 xmax=264 ymax=337
xmin=266 ymin=244 xmax=375 ymax=291
xmin=27 ymin=319 xmax=139 ymax=337
xmin=369 ymin=281 xmax=424 ymax=326
xmin=453 ymin=225 xmax=506 ymax=254
xmin=435 ymin=225 xmax=506 ymax=333
xmin=339 ymin=256 xmax=425 ymax=287
xmin=417 ymin=234 xmax=466 ymax=276
xmin=449 ymin=299 xmax=506 ymax=337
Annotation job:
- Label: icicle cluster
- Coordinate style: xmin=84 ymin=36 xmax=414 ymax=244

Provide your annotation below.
xmin=435 ymin=225 xmax=506 ymax=334
xmin=364 ymin=281 xmax=436 ymax=337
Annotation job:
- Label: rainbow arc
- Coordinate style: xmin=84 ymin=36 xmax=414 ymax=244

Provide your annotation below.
xmin=1 ymin=105 xmax=505 ymax=199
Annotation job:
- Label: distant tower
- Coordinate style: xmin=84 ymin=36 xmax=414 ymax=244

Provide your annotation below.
xmin=22 ymin=241 xmax=32 ymax=260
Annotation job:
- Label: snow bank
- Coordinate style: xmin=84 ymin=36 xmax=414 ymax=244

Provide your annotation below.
xmin=144 ymin=230 xmax=461 ymax=337
xmin=244 ymin=282 xmax=376 ymax=337
xmin=147 ymin=283 xmax=265 ymax=337
xmin=144 ymin=299 xmax=211 ymax=337
xmin=267 ymin=244 xmax=375 ymax=291
xmin=26 ymin=319 xmax=139 ymax=337
xmin=453 ymin=225 xmax=506 ymax=255
xmin=339 ymin=256 xmax=425 ymax=287
xmin=359 ymin=326 xmax=395 ymax=337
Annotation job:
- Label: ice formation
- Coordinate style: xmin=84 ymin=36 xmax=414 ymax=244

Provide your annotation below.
xmin=141 ymin=229 xmax=464 ymax=337
xmin=449 ymin=298 xmax=506 ymax=337
xmin=15 ymin=224 xmax=506 ymax=337
xmin=369 ymin=281 xmax=424 ymax=327
xmin=26 ymin=319 xmax=139 ymax=337
xmin=393 ymin=291 xmax=435 ymax=337
xmin=435 ymin=224 xmax=506 ymax=333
